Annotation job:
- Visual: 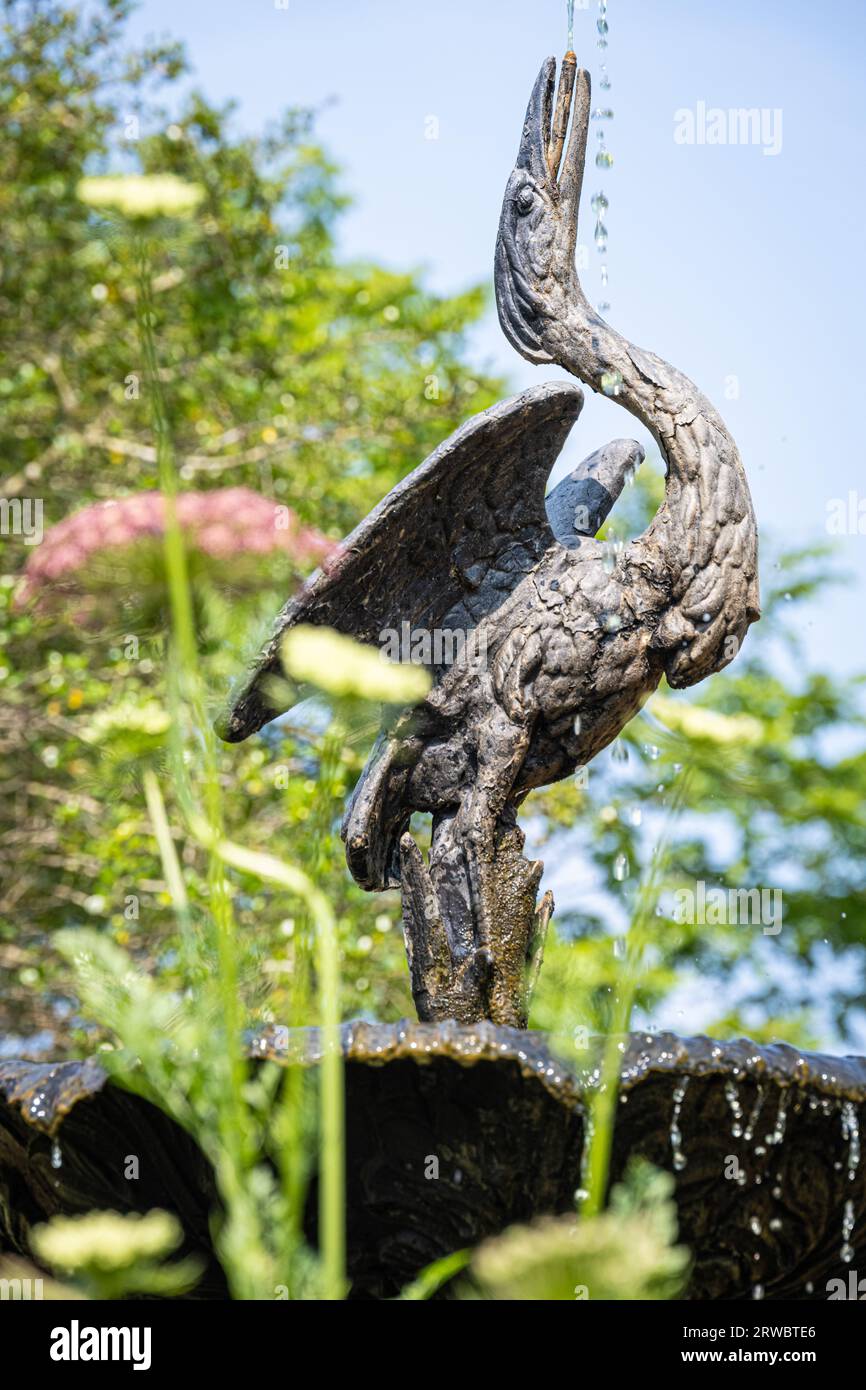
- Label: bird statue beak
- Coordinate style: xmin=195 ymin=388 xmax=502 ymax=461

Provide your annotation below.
xmin=516 ymin=56 xmax=557 ymax=182
xmin=516 ymin=53 xmax=590 ymax=257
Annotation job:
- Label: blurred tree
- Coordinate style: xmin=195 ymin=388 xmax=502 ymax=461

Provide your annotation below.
xmin=0 ymin=0 xmax=499 ymax=1041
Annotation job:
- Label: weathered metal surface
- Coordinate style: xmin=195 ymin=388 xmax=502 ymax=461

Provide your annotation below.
xmin=0 ymin=1056 xmax=227 ymax=1297
xmin=0 ymin=1057 xmax=107 ymax=1136
xmin=2 ymin=1028 xmax=863 ymax=1300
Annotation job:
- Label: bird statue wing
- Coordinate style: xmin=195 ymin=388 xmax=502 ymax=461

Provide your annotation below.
xmin=218 ymin=381 xmax=585 ymax=742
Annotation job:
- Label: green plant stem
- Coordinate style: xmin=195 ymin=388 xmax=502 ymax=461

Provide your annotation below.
xmin=581 ymin=773 xmax=692 ymax=1218
xmin=134 ymin=232 xmax=247 ymax=1216
xmin=193 ymin=826 xmax=345 ymax=1298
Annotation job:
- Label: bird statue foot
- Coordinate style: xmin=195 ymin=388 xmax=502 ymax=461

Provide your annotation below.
xmin=398 ymin=825 xmax=553 ymax=1028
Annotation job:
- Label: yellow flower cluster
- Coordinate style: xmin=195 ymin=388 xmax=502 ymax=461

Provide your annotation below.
xmin=282 ymin=625 xmax=431 ymax=704
xmin=32 ymin=1209 xmax=181 ymax=1272
xmin=652 ymin=694 xmax=763 ymax=746
xmin=77 ymin=174 xmax=204 ymax=220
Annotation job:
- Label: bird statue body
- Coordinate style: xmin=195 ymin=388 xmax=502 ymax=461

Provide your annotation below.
xmin=219 ymin=55 xmax=759 ymax=1029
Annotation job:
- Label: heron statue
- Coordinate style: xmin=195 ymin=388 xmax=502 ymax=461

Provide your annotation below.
xmin=218 ymin=55 xmax=759 ymax=1029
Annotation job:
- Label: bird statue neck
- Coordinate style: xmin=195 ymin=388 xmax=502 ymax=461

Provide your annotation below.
xmin=540 ymin=283 xmax=760 ymax=690
xmin=551 ymin=289 xmax=743 ymax=575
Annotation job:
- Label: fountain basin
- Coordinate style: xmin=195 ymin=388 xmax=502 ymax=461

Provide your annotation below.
xmin=1 ymin=1024 xmax=863 ymax=1299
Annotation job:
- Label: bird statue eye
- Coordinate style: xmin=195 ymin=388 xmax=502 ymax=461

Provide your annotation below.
xmin=516 ymin=184 xmax=535 ymax=215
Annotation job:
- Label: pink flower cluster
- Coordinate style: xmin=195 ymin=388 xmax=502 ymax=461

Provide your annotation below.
xmin=19 ymin=488 xmax=336 ymax=604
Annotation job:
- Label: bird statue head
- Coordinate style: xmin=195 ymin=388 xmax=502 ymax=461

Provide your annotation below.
xmin=496 ymin=53 xmax=760 ymax=693
xmin=495 ymin=54 xmax=588 ymax=363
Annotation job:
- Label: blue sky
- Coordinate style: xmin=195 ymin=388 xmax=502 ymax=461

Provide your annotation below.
xmin=125 ymin=0 xmax=866 ymax=680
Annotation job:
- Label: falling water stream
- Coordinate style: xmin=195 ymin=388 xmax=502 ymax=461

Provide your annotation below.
xmin=742 ymin=1082 xmax=765 ymax=1142
xmin=767 ymin=1090 xmax=789 ymax=1146
xmin=841 ymin=1099 xmax=861 ymax=1181
xmin=565 ymin=1 xmax=613 ymax=310
xmin=592 ymin=1 xmax=613 ymax=310
xmin=840 ymin=1102 xmax=861 ymax=1261
xmin=725 ymin=1078 xmax=745 ymax=1139
xmin=669 ymin=1078 xmax=689 ymax=1171
xmin=672 ymin=1073 xmax=864 ymax=1286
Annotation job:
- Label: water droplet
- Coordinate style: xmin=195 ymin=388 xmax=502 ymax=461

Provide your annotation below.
xmin=841 ymin=1101 xmax=860 ymax=1181
xmin=573 ymin=713 xmax=582 ymax=735
xmin=628 ymin=806 xmax=642 ymax=827
xmin=613 ymin=937 xmax=626 ymax=959
xmin=595 ymin=147 xmax=614 ymax=169
xmin=600 ymin=368 xmax=622 ymax=396
xmin=611 ymin=739 xmax=629 ymax=764
xmin=578 ymin=1106 xmax=596 ymax=1203
xmin=591 ymin=191 xmax=609 ymax=217
xmin=743 ymin=1084 xmax=765 ymax=1142
xmin=613 ymin=851 xmax=629 ymax=882
xmin=600 ymin=264 xmax=609 ymax=287
xmin=670 ymin=1079 xmax=689 ymax=1171
xmin=594 ymin=219 xmax=608 ymax=253
xmin=50 ymin=1139 xmax=63 ymax=1170
xmin=597 ymin=301 xmax=611 ymax=313
xmin=597 ymin=15 xmax=609 ymax=37
xmin=752 ymin=1284 xmax=764 ymax=1300
xmin=767 ymin=1090 xmax=789 ymax=1145
xmin=749 ymin=1215 xmax=762 ymax=1236
xmin=600 ymin=67 xmax=611 ymax=91
xmin=602 ymin=612 xmax=621 ymax=633
xmin=841 ymin=1198 xmax=855 ymax=1262
xmin=725 ymin=1078 xmax=744 ymax=1138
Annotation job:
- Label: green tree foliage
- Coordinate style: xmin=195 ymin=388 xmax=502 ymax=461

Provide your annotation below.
xmin=0 ymin=0 xmax=499 ymax=1042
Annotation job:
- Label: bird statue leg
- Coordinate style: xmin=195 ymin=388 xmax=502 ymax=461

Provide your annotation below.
xmin=399 ymin=817 xmax=552 ymax=1028
xmin=398 ymin=714 xmax=549 ymax=1027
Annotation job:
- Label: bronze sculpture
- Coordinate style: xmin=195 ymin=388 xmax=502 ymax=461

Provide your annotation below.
xmin=219 ymin=57 xmax=759 ymax=1030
